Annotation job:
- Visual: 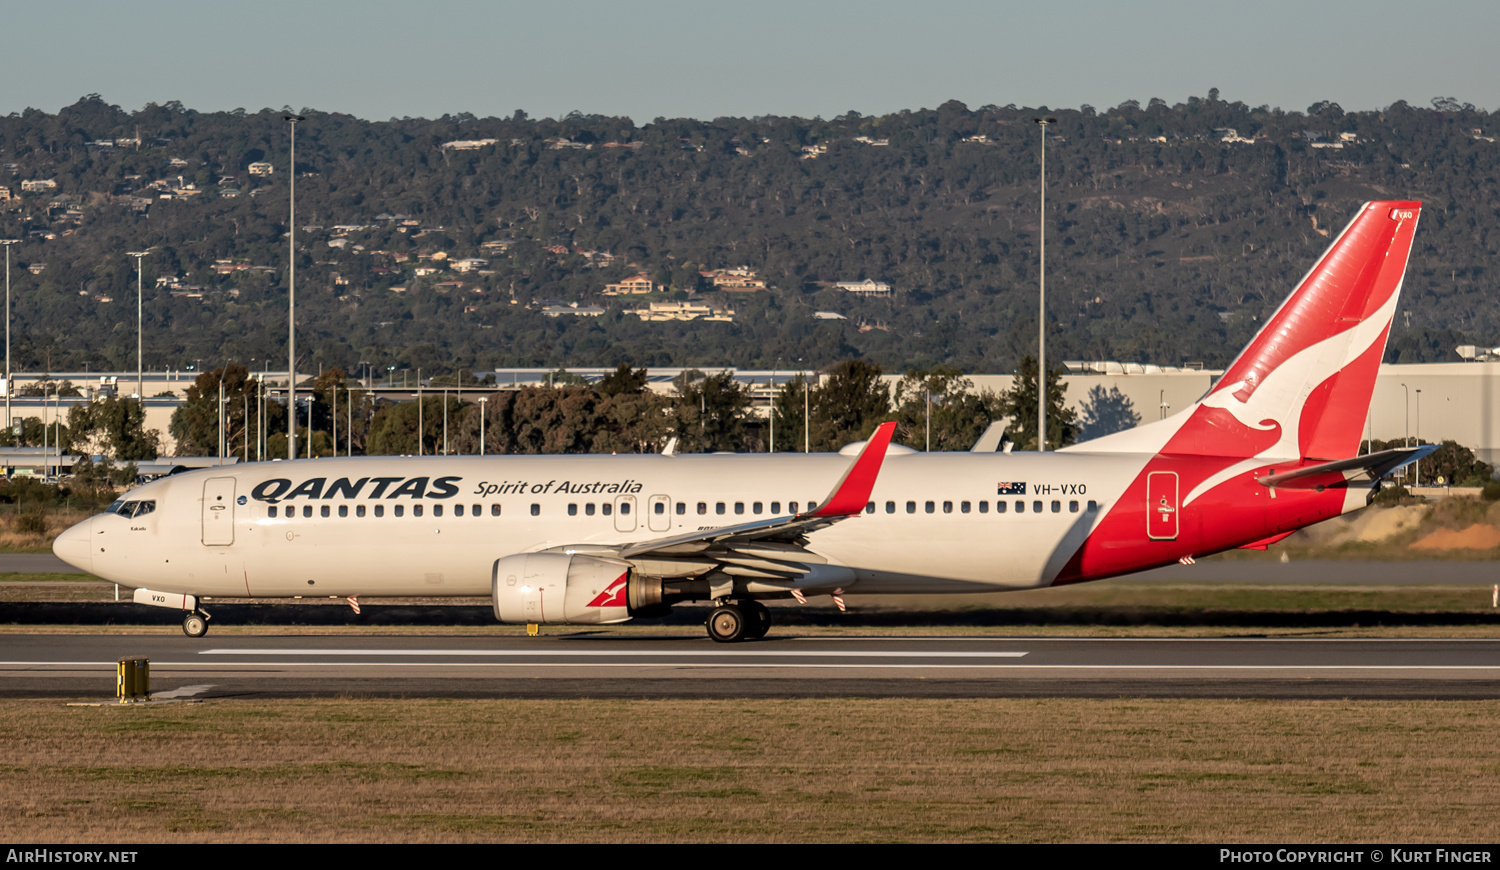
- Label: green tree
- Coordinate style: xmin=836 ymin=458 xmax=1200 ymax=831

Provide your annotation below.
xmin=597 ymin=363 xmax=649 ymax=397
xmin=66 ymin=396 xmax=161 ymax=460
xmin=774 ymin=359 xmax=892 ymax=452
xmin=671 ymin=370 xmax=751 ymax=452
xmin=996 ymin=357 xmax=1076 ymax=451
xmin=772 ymin=373 xmax=813 ymax=453
xmin=169 ymin=365 xmax=261 ymax=457
xmin=894 ymin=365 xmax=1006 ymax=452
xmin=1075 ymin=385 xmax=1142 ymax=442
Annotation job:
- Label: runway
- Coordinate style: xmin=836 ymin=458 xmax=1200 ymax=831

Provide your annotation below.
xmin=3 ymin=634 xmax=1498 ymax=699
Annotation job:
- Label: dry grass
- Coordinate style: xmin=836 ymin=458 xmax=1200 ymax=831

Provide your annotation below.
xmin=2 ymin=698 xmax=1498 ymax=842
xmin=0 ymin=508 xmax=91 ymax=553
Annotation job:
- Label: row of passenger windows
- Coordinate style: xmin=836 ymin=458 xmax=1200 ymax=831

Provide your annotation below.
xmin=268 ymin=503 xmax=504 ymax=519
xmin=876 ymin=499 xmax=1099 ymax=515
xmin=264 ymin=498 xmax=1101 ymax=520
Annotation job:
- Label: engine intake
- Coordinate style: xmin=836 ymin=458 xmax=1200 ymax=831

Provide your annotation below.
xmin=492 ymin=553 xmax=634 ymax=625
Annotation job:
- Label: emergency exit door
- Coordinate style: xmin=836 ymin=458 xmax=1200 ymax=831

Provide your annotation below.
xmin=202 ymin=478 xmax=236 ymax=546
xmin=1146 ymin=471 xmax=1179 ymax=541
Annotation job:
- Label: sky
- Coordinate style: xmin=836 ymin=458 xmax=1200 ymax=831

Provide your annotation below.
xmin=2 ymin=1 xmax=1496 ymax=121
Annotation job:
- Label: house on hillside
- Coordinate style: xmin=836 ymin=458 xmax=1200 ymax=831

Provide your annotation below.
xmin=835 ymin=279 xmax=892 ymax=297
xmin=603 ymin=274 xmax=657 ymax=296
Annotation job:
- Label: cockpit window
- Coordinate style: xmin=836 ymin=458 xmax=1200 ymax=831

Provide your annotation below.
xmin=132 ymin=501 xmax=155 ymax=518
xmin=106 ymin=500 xmax=155 ymax=518
xmin=106 ymin=500 xmax=126 ymax=515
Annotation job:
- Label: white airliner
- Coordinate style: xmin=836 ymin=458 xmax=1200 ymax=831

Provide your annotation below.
xmin=54 ymin=201 xmax=1433 ymax=642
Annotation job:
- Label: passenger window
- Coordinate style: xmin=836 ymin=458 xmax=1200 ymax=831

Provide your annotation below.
xmin=303 ymin=506 xmax=313 ymax=518
xmin=602 ymin=503 xmax=612 ymax=516
xmin=1069 ymin=500 xmax=1079 ymax=513
xmin=356 ymin=505 xmax=366 ymax=518
xmin=734 ymin=502 xmax=744 ymax=515
xmin=1088 ymin=500 xmax=1099 ymax=512
xmin=1033 ymin=501 xmax=1043 ymax=513
xmin=1015 ymin=501 xmax=1024 ymax=514
xmin=433 ymin=504 xmax=443 ymax=517
xmin=414 ymin=504 xmax=424 ymax=517
xmin=789 ymin=502 xmax=799 ymax=514
xmin=472 ymin=504 xmax=481 ymax=515
xmin=586 ymin=503 xmax=595 ymax=516
xmin=531 ymin=504 xmax=540 ymax=516
xmin=654 ymin=502 xmax=665 ymax=515
xmin=925 ymin=501 xmax=935 ymax=514
xmin=771 ymin=502 xmax=781 ymax=514
xmin=375 ymin=505 xmax=385 ymax=518
xmin=394 ymin=505 xmax=404 ymax=517
xmin=455 ymin=504 xmax=465 ymax=517
xmin=865 ymin=502 xmax=875 ymax=514
xmin=996 ymin=501 xmax=1006 ymax=514
xmin=697 ymin=502 xmax=707 ymax=515
xmin=885 ymin=501 xmax=895 ymax=514
xmin=268 ymin=505 xmax=278 ymax=518
xmin=622 ymin=502 xmax=632 ymax=515
xmin=978 ymin=501 xmax=988 ymax=514
xmin=906 ymin=501 xmax=916 ymax=514
xmin=568 ymin=504 xmax=578 ymax=516
xmin=961 ymin=501 xmax=970 ymax=514
xmin=338 ymin=505 xmax=348 ymax=518
xmin=1051 ymin=500 xmax=1060 ymax=513
xmin=716 ymin=503 xmax=726 ymax=515
xmin=753 ymin=502 xmax=763 ymax=515
xmin=320 ymin=505 xmax=330 ymax=518
xmin=491 ymin=504 xmax=501 ymax=516
xmin=676 ymin=502 xmax=685 ymax=515
xmin=942 ymin=501 xmax=952 ymax=514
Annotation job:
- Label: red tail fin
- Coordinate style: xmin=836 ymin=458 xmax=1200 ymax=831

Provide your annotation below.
xmin=1076 ymin=202 xmax=1421 ymax=461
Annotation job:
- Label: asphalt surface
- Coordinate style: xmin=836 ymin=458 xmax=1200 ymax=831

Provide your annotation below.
xmin=5 ymin=635 xmax=1498 ymax=700
xmin=7 ymin=552 xmax=1498 ymax=583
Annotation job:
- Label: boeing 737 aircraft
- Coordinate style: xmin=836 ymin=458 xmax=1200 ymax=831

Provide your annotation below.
xmin=53 ymin=201 xmax=1433 ymax=641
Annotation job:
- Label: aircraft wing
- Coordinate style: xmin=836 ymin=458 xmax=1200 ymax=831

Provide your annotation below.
xmin=554 ymin=422 xmax=897 ymax=580
xmin=1256 ymin=445 xmax=1439 ymax=489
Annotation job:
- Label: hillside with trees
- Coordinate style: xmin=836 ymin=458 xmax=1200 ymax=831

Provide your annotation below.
xmin=0 ymin=92 xmax=1495 ymax=380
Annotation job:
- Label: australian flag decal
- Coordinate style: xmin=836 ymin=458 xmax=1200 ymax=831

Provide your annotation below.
xmin=997 ymin=482 xmax=1026 ymax=495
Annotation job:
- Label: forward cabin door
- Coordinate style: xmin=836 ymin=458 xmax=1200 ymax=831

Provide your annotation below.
xmin=202 ymin=478 xmax=236 ymax=546
xmin=1146 ymin=472 xmax=1179 ymax=541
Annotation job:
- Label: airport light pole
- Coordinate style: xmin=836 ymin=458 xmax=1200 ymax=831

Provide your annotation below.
xmin=478 ymin=396 xmax=488 ymax=456
xmin=1 ymin=239 xmax=17 ymax=442
xmin=1415 ymin=388 xmax=1422 ymax=487
xmin=284 ymin=113 xmax=305 ymax=460
xmin=126 ymin=250 xmax=150 ymax=402
xmin=1400 ymin=382 xmax=1410 ymax=481
xmin=1033 ymin=116 xmax=1057 ymax=451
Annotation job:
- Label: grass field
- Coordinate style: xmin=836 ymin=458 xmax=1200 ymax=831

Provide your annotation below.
xmin=3 ymin=697 xmax=1498 ymax=843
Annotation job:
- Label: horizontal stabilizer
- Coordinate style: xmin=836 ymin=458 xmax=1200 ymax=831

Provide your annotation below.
xmin=1256 ymin=445 xmax=1438 ymax=489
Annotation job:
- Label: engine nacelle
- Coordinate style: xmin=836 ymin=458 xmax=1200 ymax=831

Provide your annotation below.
xmin=492 ymin=553 xmax=633 ymax=625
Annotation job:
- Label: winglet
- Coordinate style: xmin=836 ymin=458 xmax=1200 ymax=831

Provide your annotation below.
xmin=806 ymin=421 xmax=897 ymax=518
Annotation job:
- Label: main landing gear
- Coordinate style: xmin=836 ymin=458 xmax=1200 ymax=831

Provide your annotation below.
xmin=706 ymin=600 xmax=771 ymax=643
xmin=182 ymin=610 xmax=210 ymax=638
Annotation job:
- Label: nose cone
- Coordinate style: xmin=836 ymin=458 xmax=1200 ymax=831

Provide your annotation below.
xmin=53 ymin=517 xmax=93 ymax=575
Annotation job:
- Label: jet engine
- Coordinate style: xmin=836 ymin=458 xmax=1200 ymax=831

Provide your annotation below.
xmin=492 ymin=553 xmax=637 ymax=625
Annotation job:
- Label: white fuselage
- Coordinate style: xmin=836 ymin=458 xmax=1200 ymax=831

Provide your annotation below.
xmin=60 ymin=450 xmax=1155 ymax=600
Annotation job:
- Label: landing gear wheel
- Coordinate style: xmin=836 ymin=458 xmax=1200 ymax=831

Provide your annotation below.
xmin=707 ymin=604 xmax=746 ymax=643
xmin=741 ymin=601 xmax=771 ymax=639
xmin=182 ymin=612 xmax=208 ymax=638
